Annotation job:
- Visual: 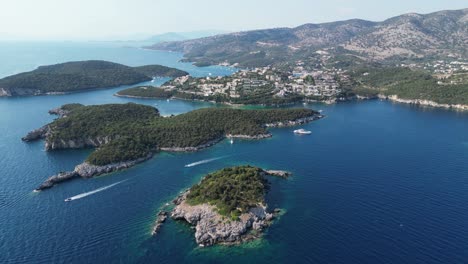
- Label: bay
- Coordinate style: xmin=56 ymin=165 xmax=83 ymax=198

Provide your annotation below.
xmin=0 ymin=42 xmax=467 ymax=264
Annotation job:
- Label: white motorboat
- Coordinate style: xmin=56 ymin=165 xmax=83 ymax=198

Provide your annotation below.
xmin=294 ymin=128 xmax=311 ymax=135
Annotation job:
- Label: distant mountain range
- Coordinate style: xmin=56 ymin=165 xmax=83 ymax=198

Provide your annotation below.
xmin=148 ymin=8 xmax=468 ymax=67
xmin=143 ymin=30 xmax=229 ymax=43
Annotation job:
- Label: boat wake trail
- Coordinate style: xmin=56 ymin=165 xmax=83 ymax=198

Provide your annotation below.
xmin=64 ymin=180 xmax=127 ymax=202
xmin=184 ymin=156 xmax=228 ymax=168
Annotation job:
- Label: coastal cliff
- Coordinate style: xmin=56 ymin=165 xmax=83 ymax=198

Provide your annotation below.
xmin=172 ymin=191 xmax=274 ymax=246
xmin=44 ymin=136 xmax=116 ymax=151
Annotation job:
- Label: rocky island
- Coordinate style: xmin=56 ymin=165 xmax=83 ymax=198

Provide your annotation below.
xmin=24 ymin=103 xmax=322 ymax=190
xmin=0 ymin=60 xmax=188 ymax=96
xmin=166 ymin=166 xmax=288 ymax=246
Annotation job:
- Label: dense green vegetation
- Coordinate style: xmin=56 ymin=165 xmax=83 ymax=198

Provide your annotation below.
xmin=133 ymin=65 xmax=188 ymax=78
xmin=44 ymin=103 xmax=318 ymax=165
xmin=351 ymin=67 xmax=468 ymax=105
xmin=231 ymin=93 xmax=304 ymax=105
xmin=87 ymin=137 xmax=155 ymax=165
xmin=0 ymin=60 xmax=188 ymax=96
xmin=173 ymin=89 xmax=304 ymax=105
xmin=186 ymin=166 xmax=269 ymax=219
xmin=117 ymin=85 xmax=304 ymax=105
xmin=59 ymin=103 xmax=85 ymax=111
xmin=116 ymin=86 xmax=174 ymax=98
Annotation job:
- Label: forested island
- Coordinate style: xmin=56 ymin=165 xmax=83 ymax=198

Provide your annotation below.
xmin=166 ymin=165 xmax=289 ymax=246
xmin=23 ymin=103 xmax=322 ymax=190
xmin=0 ymin=60 xmax=188 ymax=96
xmin=116 ymin=86 xmax=175 ymax=99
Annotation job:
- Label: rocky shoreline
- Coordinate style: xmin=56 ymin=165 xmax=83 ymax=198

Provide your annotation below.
xmin=264 ymin=169 xmax=291 ymax=178
xmin=379 ymin=94 xmax=468 ymax=111
xmin=265 ymin=115 xmax=323 ymax=128
xmin=114 ymin=93 xmax=168 ymax=100
xmin=160 ymin=137 xmax=224 ymax=152
xmin=152 ymin=211 xmax=168 ymax=235
xmin=171 ymin=191 xmax=276 ymax=247
xmin=21 ymin=125 xmax=50 ymax=142
xmin=34 ymin=154 xmax=153 ymax=191
xmin=26 ymin=106 xmax=319 ymax=190
xmin=346 ymin=93 xmax=468 ymax=111
xmin=0 ymin=88 xmax=10 ymax=96
xmin=156 ymin=169 xmax=290 ymax=246
xmin=226 ymin=133 xmax=272 ymax=140
xmin=48 ymin=107 xmax=73 ymax=117
xmin=44 ymin=136 xmax=116 ymax=151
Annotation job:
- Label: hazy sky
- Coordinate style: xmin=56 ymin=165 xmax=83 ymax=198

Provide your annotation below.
xmin=0 ymin=0 xmax=466 ymax=40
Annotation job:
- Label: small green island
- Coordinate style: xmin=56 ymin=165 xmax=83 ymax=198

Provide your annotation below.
xmin=165 ymin=165 xmax=290 ymax=246
xmin=115 ymin=86 xmax=175 ymax=99
xmin=0 ymin=60 xmax=188 ymax=96
xmin=23 ymin=103 xmax=322 ymax=191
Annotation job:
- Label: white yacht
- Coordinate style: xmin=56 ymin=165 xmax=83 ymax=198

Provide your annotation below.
xmin=294 ymin=128 xmax=311 ymax=135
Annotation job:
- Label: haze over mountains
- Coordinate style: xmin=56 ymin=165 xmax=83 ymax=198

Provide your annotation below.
xmin=148 ymin=8 xmax=468 ymax=67
xmin=143 ymin=30 xmax=229 ymax=43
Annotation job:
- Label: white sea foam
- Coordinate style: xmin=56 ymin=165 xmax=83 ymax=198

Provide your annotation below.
xmin=64 ymin=180 xmax=127 ymax=202
xmin=184 ymin=156 xmax=227 ymax=168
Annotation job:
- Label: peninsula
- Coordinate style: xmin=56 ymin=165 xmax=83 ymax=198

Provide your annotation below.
xmin=168 ymin=166 xmax=289 ymax=246
xmin=24 ymin=103 xmax=322 ymax=190
xmin=0 ymin=60 xmax=188 ymax=96
xmin=145 ymin=9 xmax=468 ymax=109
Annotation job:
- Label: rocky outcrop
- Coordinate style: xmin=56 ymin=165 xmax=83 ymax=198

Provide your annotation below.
xmin=380 ymin=94 xmax=468 ymax=111
xmin=171 ymin=191 xmax=275 ymax=247
xmin=263 ymin=170 xmax=291 ymax=178
xmin=0 ymin=87 xmax=42 ymax=96
xmin=21 ymin=125 xmax=50 ymax=142
xmin=35 ymin=154 xmax=152 ymax=191
xmin=0 ymin=88 xmax=11 ymax=97
xmin=160 ymin=137 xmax=223 ymax=152
xmin=152 ymin=211 xmax=168 ymax=235
xmin=45 ymin=136 xmax=116 ymax=151
xmin=75 ymin=155 xmax=151 ymax=178
xmin=34 ymin=171 xmax=79 ymax=191
xmin=354 ymin=94 xmax=379 ymax=100
xmin=264 ymin=115 xmax=323 ymax=128
xmin=48 ymin=107 xmax=71 ymax=117
xmin=226 ymin=133 xmax=272 ymax=140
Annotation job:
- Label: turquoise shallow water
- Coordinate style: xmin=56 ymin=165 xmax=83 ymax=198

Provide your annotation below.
xmin=1 ymin=42 xmax=468 ymax=264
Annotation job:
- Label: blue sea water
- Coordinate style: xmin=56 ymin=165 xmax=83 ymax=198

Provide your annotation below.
xmin=1 ymin=42 xmax=468 ymax=264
